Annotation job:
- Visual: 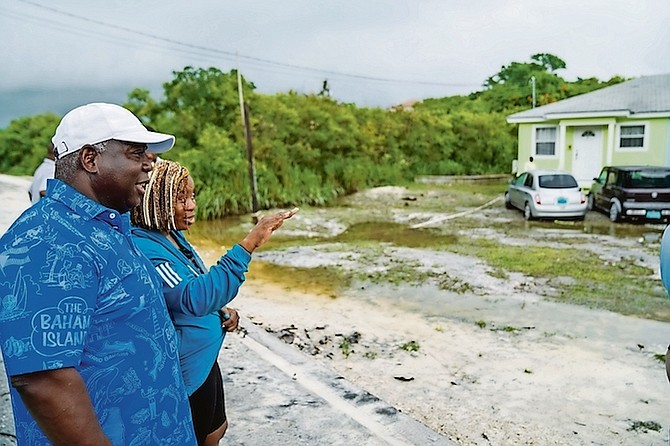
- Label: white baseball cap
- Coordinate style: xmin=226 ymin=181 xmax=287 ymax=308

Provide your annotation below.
xmin=52 ymin=102 xmax=175 ymax=159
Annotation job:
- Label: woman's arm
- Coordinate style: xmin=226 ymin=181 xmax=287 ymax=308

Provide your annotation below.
xmin=136 ymin=209 xmax=298 ymax=316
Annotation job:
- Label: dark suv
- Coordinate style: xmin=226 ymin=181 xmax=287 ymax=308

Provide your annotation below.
xmin=588 ymin=165 xmax=670 ymax=222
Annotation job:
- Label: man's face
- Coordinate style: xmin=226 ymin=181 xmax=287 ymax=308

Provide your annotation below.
xmin=91 ymin=140 xmax=152 ymax=213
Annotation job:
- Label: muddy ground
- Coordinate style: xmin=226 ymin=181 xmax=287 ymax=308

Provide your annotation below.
xmin=200 ymin=184 xmax=670 ymax=446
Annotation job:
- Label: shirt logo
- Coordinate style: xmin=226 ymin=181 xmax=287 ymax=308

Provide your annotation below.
xmin=31 ymin=296 xmax=92 ymax=358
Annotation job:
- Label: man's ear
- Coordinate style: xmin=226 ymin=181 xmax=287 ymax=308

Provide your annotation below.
xmin=79 ymin=146 xmax=99 ymax=173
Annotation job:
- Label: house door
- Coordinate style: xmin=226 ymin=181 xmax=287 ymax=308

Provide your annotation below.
xmin=572 ymin=126 xmax=603 ymax=187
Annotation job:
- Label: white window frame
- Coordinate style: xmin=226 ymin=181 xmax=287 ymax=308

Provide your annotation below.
xmin=615 ymin=122 xmax=648 ymax=152
xmin=531 ymin=125 xmax=559 ymax=159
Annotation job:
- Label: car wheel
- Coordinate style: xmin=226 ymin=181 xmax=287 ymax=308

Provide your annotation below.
xmin=504 ymin=192 xmax=513 ymax=209
xmin=523 ymin=202 xmax=533 ymax=220
xmin=587 ymin=194 xmax=594 ymax=211
xmin=609 ymin=203 xmax=620 ymax=222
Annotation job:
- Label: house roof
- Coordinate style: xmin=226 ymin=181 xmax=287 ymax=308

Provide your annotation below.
xmin=507 ymin=73 xmax=670 ymax=123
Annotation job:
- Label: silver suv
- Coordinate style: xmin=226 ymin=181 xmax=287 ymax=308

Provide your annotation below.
xmin=588 ymin=165 xmax=670 ymax=222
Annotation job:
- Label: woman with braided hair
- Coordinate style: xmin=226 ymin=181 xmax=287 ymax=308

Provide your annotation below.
xmin=131 ymin=159 xmax=298 ymax=446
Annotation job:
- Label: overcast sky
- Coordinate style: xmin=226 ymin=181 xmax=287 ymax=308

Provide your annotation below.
xmin=2 ymin=0 xmax=670 ymax=122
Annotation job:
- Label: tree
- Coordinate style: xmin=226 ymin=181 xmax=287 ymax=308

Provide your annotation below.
xmin=0 ymin=57 xmax=631 ymax=219
xmin=530 ymin=53 xmax=566 ymax=72
xmin=0 ymin=113 xmax=60 ymax=175
xmin=480 ymin=54 xmax=572 ymax=110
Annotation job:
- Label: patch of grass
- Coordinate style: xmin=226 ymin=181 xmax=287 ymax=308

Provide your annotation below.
xmin=449 ymin=237 xmax=670 ymax=322
xmin=451 ymin=237 xmax=653 ymax=281
xmin=363 ymin=351 xmax=378 ymax=359
xmin=487 ymin=268 xmax=508 ymax=279
xmin=475 ymin=320 xmax=487 ymax=329
xmin=558 ymin=281 xmax=670 ymax=321
xmin=627 ymin=420 xmax=662 ymax=433
xmin=437 ymin=274 xmax=474 ymax=293
xmin=400 ymin=341 xmax=420 ymax=352
xmin=441 ymin=181 xmax=507 ymax=197
xmin=340 ymin=338 xmax=352 ymax=358
xmin=653 ymin=353 xmax=666 ymax=363
xmin=357 ymin=263 xmax=435 ymax=287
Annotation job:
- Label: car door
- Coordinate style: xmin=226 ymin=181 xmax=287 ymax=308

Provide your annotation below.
xmin=523 ymin=173 xmax=536 ymax=206
xmin=509 ymin=173 xmax=527 ymax=208
xmin=514 ymin=172 xmax=534 ymax=208
xmin=590 ymin=168 xmax=606 ymax=210
xmin=597 ymin=168 xmax=618 ymax=210
xmin=591 ymin=168 xmax=604 ymax=210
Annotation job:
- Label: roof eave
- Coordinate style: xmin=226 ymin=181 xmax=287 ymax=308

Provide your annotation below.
xmin=506 ymin=116 xmax=543 ymax=124
xmin=545 ymin=110 xmax=630 ymax=119
xmin=632 ymin=111 xmax=670 ymax=118
xmin=508 ymin=109 xmax=670 ymax=124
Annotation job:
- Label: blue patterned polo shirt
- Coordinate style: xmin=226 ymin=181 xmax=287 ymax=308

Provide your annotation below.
xmin=0 ymin=179 xmax=196 ymax=445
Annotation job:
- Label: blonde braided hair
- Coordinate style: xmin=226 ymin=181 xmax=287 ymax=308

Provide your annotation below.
xmin=131 ymin=160 xmax=191 ymax=231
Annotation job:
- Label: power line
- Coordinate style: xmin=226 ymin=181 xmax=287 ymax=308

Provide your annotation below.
xmin=12 ymin=0 xmax=480 ymax=89
xmin=0 ymin=8 xmax=237 ymax=66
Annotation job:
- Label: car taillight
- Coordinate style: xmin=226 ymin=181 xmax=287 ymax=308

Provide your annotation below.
xmin=534 ymin=194 xmax=541 ymax=204
xmin=580 ymin=193 xmax=586 ymax=204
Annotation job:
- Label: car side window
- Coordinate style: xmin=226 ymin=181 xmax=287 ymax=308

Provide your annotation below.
xmin=597 ymin=169 xmax=607 ymax=183
xmin=524 ymin=174 xmax=534 ymax=188
xmin=514 ymin=173 xmax=526 ymax=186
xmin=605 ymin=170 xmax=617 ymax=187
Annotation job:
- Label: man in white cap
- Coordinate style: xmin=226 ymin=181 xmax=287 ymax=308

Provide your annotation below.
xmin=0 ymin=103 xmax=197 ymax=445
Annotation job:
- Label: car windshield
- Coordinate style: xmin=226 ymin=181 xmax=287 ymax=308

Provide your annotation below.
xmin=623 ymin=170 xmax=670 ymax=188
xmin=538 ymin=174 xmax=578 ymax=189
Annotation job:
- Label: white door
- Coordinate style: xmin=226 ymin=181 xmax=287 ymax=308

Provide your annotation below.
xmin=572 ymin=126 xmax=603 ymax=187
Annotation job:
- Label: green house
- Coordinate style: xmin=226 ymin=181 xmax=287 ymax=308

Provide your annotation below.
xmin=506 ymin=74 xmax=670 ymax=189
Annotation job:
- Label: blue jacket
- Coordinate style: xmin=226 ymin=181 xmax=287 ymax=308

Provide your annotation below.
xmin=661 ymin=226 xmax=670 ymax=295
xmin=131 ymin=227 xmax=251 ymax=394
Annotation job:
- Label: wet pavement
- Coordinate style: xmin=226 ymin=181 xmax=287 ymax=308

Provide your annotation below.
xmin=219 ymin=320 xmax=453 ymax=445
xmin=0 ymin=174 xmax=453 ymax=445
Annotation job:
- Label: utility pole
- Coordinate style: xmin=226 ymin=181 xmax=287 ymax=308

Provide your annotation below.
xmin=237 ymin=68 xmax=259 ymax=213
xmin=530 ymin=76 xmax=536 ymax=108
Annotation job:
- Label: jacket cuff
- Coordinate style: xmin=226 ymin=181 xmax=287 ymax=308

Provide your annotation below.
xmin=232 ymin=243 xmax=252 ymax=261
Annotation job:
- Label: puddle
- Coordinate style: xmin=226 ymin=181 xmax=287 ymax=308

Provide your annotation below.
xmin=333 ymin=222 xmax=455 ymax=248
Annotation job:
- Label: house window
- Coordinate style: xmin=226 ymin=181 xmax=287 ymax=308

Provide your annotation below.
xmin=535 ymin=127 xmax=557 ymax=156
xmin=617 ymin=124 xmax=647 ymax=150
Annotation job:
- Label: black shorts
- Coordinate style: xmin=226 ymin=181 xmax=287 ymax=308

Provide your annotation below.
xmin=189 ymin=361 xmax=226 ymax=445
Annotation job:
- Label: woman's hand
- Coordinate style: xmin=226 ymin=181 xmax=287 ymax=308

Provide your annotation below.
xmin=239 ymin=208 xmax=299 ymax=253
xmin=221 ymin=307 xmax=240 ymax=332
